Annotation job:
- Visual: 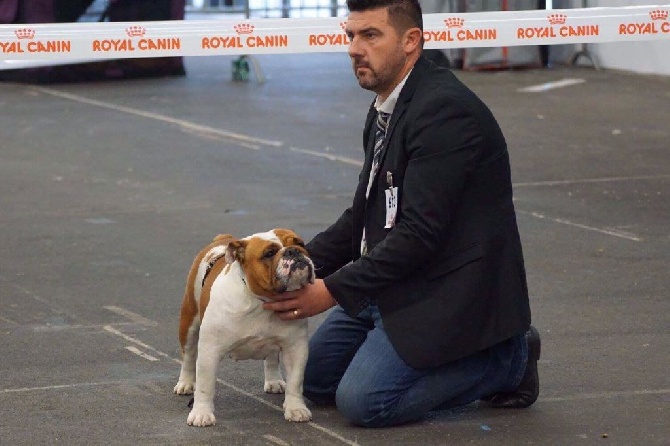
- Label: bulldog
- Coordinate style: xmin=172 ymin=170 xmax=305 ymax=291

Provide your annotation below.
xmin=173 ymin=229 xmax=315 ymax=426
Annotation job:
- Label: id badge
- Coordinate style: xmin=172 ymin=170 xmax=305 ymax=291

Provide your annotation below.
xmin=384 ymin=187 xmax=398 ymax=228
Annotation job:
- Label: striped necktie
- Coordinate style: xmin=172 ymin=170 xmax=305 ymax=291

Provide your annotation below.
xmin=373 ymin=111 xmax=390 ymax=172
xmin=361 ymin=110 xmax=391 ymax=255
xmin=365 ymin=111 xmax=391 ymax=199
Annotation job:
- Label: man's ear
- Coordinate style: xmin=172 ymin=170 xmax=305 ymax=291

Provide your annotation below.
xmin=403 ymin=27 xmax=422 ymax=54
xmin=226 ymin=240 xmax=247 ymax=264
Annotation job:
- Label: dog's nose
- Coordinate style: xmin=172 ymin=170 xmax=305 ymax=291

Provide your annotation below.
xmin=284 ymin=246 xmax=301 ymax=259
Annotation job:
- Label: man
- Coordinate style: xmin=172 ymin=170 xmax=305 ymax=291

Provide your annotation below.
xmin=264 ymin=0 xmax=540 ymax=427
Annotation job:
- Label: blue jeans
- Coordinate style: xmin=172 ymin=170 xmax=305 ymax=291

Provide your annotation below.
xmin=304 ymin=305 xmax=527 ymax=427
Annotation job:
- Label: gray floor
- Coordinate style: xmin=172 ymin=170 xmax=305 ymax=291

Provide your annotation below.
xmin=0 ymin=53 xmax=668 ymax=445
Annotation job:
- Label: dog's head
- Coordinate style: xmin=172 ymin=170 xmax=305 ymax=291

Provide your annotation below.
xmin=225 ymin=228 xmax=315 ymax=297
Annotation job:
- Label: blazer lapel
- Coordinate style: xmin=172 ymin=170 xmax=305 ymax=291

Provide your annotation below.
xmin=362 ymin=104 xmax=377 ymax=170
xmin=372 ymin=56 xmax=431 ymax=179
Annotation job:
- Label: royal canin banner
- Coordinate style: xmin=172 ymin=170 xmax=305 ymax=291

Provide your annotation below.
xmin=1 ymin=6 xmax=669 ymax=63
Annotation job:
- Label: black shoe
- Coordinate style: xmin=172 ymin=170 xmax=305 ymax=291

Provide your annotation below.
xmin=487 ymin=326 xmax=541 ymax=408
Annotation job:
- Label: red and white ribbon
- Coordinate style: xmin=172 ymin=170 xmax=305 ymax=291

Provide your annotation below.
xmin=0 ymin=6 xmax=668 ymax=63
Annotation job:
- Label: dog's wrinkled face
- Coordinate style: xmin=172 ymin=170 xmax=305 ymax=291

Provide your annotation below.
xmin=226 ymin=229 xmax=315 ymax=297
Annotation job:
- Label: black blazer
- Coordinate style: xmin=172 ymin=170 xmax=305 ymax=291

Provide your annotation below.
xmin=307 ymin=56 xmax=531 ymax=369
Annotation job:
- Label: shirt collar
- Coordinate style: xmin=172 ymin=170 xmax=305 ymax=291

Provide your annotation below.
xmin=374 ymin=68 xmax=413 ymax=116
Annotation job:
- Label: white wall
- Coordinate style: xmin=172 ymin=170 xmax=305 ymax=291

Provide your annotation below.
xmin=581 ymin=0 xmax=670 ymax=76
xmin=424 ymin=0 xmax=670 ymax=76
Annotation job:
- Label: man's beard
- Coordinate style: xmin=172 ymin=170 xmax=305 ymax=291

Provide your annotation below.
xmin=351 ymin=51 xmax=405 ymax=94
xmin=352 ymin=62 xmax=379 ymax=92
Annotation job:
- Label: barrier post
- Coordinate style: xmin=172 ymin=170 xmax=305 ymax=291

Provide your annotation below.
xmin=568 ymin=0 xmax=599 ymax=70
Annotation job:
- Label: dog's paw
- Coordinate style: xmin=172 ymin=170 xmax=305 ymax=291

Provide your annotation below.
xmin=187 ymin=409 xmax=216 ymax=427
xmin=284 ymin=404 xmax=312 ymax=422
xmin=173 ymin=381 xmax=195 ymax=395
xmin=264 ymin=379 xmax=286 ymax=394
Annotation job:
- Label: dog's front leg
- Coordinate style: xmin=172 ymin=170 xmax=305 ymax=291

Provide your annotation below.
xmin=263 ymin=351 xmax=286 ymax=394
xmin=280 ymin=338 xmax=312 ymax=422
xmin=187 ymin=334 xmax=228 ymax=427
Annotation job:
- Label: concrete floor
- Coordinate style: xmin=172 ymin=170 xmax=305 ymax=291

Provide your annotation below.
xmin=0 ymin=53 xmax=668 ymax=445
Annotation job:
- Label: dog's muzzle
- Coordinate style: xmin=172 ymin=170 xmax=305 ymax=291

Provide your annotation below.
xmin=276 ymin=247 xmax=315 ymax=292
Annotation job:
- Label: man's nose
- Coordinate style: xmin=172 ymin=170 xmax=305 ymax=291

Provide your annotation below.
xmin=348 ymin=35 xmax=362 ymax=57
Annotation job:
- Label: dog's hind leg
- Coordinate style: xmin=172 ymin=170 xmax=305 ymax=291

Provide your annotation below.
xmin=280 ymin=338 xmax=312 ymax=422
xmin=174 ymin=276 xmax=200 ymax=395
xmin=175 ymin=251 xmax=203 ymax=395
xmin=263 ymin=351 xmax=286 ymax=394
xmin=174 ymin=318 xmax=199 ymax=395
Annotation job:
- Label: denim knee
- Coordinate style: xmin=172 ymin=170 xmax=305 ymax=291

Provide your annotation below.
xmin=335 ymin=384 xmax=407 ymax=428
xmin=336 ymin=385 xmax=378 ymax=427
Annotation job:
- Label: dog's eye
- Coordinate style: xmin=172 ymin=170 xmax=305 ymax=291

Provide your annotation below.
xmin=262 ymin=249 xmax=278 ymax=260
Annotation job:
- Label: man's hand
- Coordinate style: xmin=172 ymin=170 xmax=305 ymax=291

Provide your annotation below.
xmin=264 ymin=279 xmax=336 ymax=320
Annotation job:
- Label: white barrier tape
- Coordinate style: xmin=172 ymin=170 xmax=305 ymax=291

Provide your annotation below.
xmin=0 ymin=6 xmax=668 ymax=64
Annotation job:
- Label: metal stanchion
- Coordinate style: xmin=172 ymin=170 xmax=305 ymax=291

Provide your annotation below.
xmin=566 ymin=0 xmax=599 ymax=70
xmin=231 ymin=0 xmax=265 ymax=84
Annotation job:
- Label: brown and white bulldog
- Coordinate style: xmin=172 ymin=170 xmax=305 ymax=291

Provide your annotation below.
xmin=173 ymin=229 xmax=315 ymax=426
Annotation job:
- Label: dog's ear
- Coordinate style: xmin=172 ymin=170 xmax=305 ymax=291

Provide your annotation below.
xmin=273 ymin=228 xmax=306 ymax=249
xmin=226 ymin=239 xmax=247 ymax=264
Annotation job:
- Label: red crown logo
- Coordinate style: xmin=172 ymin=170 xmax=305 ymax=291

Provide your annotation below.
xmin=548 ymin=13 xmax=567 ymax=25
xmin=14 ymin=28 xmax=35 ymax=40
xmin=234 ymin=23 xmax=254 ymax=34
xmin=126 ymin=26 xmax=146 ymax=37
xmin=444 ymin=17 xmax=465 ymax=29
xmin=650 ymin=9 xmax=668 ymax=20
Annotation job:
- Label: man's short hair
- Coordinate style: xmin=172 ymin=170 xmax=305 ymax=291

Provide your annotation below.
xmin=346 ymin=0 xmax=424 ymax=35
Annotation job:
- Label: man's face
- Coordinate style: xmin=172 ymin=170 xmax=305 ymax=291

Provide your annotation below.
xmin=345 ymin=8 xmax=407 ymax=98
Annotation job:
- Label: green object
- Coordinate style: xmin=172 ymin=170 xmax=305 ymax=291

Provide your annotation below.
xmin=232 ymin=56 xmax=250 ymax=82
